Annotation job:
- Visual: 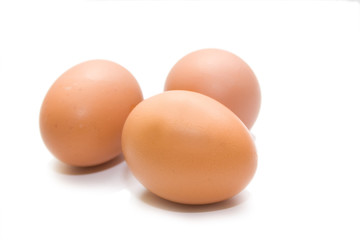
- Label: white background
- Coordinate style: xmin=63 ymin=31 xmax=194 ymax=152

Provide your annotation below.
xmin=1 ymin=0 xmax=359 ymax=239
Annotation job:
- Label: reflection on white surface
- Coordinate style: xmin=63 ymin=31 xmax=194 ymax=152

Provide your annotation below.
xmin=52 ymin=154 xmax=250 ymax=214
xmin=52 ymin=154 xmax=138 ymax=191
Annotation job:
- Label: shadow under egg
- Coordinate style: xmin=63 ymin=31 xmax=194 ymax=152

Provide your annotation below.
xmin=139 ymin=189 xmax=250 ymax=213
xmin=53 ymin=154 xmax=124 ymax=175
xmin=50 ymin=154 xmax=136 ymax=191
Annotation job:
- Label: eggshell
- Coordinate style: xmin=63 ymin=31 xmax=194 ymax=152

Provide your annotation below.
xmin=122 ymin=90 xmax=257 ymax=205
xmin=40 ymin=60 xmax=143 ymax=167
xmin=165 ymin=48 xmax=261 ymax=129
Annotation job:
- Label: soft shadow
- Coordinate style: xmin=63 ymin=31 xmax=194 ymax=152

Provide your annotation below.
xmin=51 ymin=154 xmax=134 ymax=190
xmin=140 ymin=190 xmax=250 ymax=213
xmin=54 ymin=154 xmax=124 ymax=175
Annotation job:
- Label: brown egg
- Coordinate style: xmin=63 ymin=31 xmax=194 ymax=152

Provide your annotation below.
xmin=165 ymin=48 xmax=261 ymax=129
xmin=122 ymin=90 xmax=257 ymax=205
xmin=40 ymin=60 xmax=143 ymax=167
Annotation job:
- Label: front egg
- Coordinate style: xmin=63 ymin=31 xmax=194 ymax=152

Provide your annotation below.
xmin=122 ymin=90 xmax=257 ymax=205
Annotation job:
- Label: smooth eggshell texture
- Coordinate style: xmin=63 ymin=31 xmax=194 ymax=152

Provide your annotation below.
xmin=40 ymin=60 xmax=143 ymax=167
xmin=122 ymin=90 xmax=257 ymax=205
xmin=165 ymin=48 xmax=261 ymax=129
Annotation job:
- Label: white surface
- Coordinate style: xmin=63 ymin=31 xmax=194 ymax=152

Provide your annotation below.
xmin=1 ymin=1 xmax=360 ymax=239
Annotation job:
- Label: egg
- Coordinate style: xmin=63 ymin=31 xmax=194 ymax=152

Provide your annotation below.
xmin=122 ymin=90 xmax=257 ymax=205
xmin=40 ymin=60 xmax=143 ymax=167
xmin=165 ymin=48 xmax=261 ymax=129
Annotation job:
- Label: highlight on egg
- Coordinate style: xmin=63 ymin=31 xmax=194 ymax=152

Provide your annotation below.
xmin=39 ymin=59 xmax=143 ymax=167
xmin=165 ymin=48 xmax=261 ymax=129
xmin=122 ymin=90 xmax=257 ymax=205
